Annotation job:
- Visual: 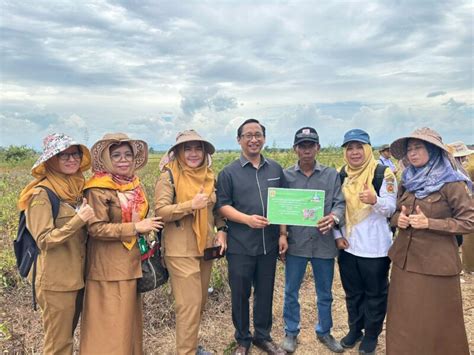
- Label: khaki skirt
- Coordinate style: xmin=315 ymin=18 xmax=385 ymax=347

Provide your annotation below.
xmin=79 ymin=279 xmax=143 ymax=355
xmin=386 ymin=264 xmax=469 ymax=355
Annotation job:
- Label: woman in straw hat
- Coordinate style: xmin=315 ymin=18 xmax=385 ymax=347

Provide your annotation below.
xmin=335 ymin=129 xmax=397 ymax=355
xmin=79 ymin=133 xmax=163 ymax=355
xmin=155 ymin=130 xmax=227 ymax=355
xmin=18 ymin=133 xmax=95 ymax=355
xmin=386 ymin=128 xmax=473 ymax=355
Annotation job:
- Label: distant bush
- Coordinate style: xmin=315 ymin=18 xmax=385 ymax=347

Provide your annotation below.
xmin=1 ymin=146 xmax=36 ymax=163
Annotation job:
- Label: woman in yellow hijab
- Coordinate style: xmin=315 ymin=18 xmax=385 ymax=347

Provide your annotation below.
xmin=18 ymin=133 xmax=95 ymax=355
xmin=335 ymin=129 xmax=397 ymax=355
xmin=155 ymin=130 xmax=227 ymax=355
xmin=79 ymin=133 xmax=163 ymax=355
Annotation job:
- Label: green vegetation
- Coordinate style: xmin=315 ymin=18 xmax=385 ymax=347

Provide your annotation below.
xmin=0 ymin=150 xmax=348 ymax=292
xmin=0 ymin=146 xmax=37 ymax=166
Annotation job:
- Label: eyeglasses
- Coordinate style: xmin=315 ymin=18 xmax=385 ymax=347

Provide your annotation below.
xmin=57 ymin=151 xmax=82 ymax=161
xmin=240 ymin=132 xmax=264 ymax=140
xmin=110 ymin=152 xmax=134 ymax=162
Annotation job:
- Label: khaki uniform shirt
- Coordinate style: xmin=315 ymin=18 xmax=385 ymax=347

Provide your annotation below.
xmin=85 ymin=188 xmax=142 ymax=281
xmin=26 ymin=188 xmax=87 ymax=291
xmin=389 ymin=181 xmax=474 ymax=276
xmin=154 ymin=171 xmax=226 ymax=257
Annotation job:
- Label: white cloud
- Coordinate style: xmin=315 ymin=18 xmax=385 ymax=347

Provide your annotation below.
xmin=0 ymin=0 xmax=472 ymax=150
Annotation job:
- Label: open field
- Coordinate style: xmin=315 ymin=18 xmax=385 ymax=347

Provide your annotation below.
xmin=1 ymin=151 xmax=472 ymax=354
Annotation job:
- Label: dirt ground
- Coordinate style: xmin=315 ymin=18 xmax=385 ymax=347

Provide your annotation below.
xmin=1 ymin=260 xmax=473 ymax=354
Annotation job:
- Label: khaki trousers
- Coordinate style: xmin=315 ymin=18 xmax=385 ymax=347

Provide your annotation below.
xmin=165 ymin=256 xmax=213 ymax=355
xmin=36 ymin=287 xmax=83 ymax=355
xmin=462 ymin=233 xmax=474 ymax=272
xmin=79 ymin=279 xmax=143 ymax=355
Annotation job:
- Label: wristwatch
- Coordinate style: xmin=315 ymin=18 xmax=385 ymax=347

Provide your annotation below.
xmin=217 ymin=225 xmax=228 ymax=232
xmin=331 ymin=214 xmax=340 ymax=225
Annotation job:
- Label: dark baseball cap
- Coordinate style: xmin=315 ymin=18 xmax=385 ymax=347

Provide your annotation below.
xmin=294 ymin=127 xmax=319 ymax=146
xmin=341 ymin=128 xmax=371 ymax=146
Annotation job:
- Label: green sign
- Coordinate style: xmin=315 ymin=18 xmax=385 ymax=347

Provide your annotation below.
xmin=267 ymin=188 xmax=326 ymax=226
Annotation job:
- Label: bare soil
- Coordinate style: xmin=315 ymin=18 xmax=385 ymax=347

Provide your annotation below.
xmin=1 ymin=260 xmax=473 ymax=354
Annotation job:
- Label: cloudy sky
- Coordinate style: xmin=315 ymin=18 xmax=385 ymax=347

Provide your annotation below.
xmin=1 ymin=0 xmax=472 ymax=150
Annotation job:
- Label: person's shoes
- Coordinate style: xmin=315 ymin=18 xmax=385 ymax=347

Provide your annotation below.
xmin=252 ymin=339 xmax=287 ymax=354
xmin=231 ymin=344 xmax=249 ymax=355
xmin=317 ymin=333 xmax=344 ymax=353
xmin=340 ymin=330 xmax=363 ymax=348
xmin=196 ymin=345 xmax=213 ymax=355
xmin=281 ymin=334 xmax=297 ymax=353
xmin=358 ymin=336 xmax=377 ymax=354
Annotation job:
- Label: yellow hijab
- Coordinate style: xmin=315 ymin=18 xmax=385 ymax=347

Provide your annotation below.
xmin=165 ymin=143 xmax=215 ymax=253
xmin=18 ymin=149 xmax=90 ymax=211
xmin=342 ymin=144 xmax=378 ymax=237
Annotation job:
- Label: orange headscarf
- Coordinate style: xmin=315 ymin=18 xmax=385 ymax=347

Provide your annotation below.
xmin=18 ymin=146 xmax=91 ymax=211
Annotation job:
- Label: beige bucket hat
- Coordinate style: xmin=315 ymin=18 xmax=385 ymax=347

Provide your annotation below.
xmin=390 ymin=127 xmax=449 ymax=160
xmin=32 ymin=133 xmax=91 ymax=178
xmin=159 ymin=130 xmax=215 ymax=171
xmin=90 ymin=133 xmax=148 ymax=172
xmin=447 ymin=141 xmax=474 ymax=158
xmin=167 ymin=129 xmax=215 ymax=155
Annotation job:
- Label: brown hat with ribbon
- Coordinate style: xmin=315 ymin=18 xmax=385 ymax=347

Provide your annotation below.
xmin=90 ymin=133 xmax=148 ymax=173
xmin=390 ymin=127 xmax=449 ymax=160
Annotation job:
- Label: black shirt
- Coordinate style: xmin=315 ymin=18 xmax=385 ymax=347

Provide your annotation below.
xmin=216 ymin=154 xmax=287 ymax=256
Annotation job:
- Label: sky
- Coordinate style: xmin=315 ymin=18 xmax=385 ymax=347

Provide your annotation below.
xmin=1 ymin=0 xmax=473 ymax=150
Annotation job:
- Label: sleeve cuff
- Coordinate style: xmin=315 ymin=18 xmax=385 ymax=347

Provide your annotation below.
xmin=120 ymin=222 xmax=137 ymax=241
xmin=69 ymin=214 xmax=87 ymax=230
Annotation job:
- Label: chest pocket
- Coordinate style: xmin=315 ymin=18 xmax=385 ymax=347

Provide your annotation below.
xmin=55 ymin=204 xmax=76 ymax=228
xmin=421 ymin=192 xmax=448 ymax=219
xmin=266 ymin=176 xmax=281 ymax=188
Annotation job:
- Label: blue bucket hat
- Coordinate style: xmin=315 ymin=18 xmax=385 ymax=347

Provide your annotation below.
xmin=341 ymin=129 xmax=371 ymax=147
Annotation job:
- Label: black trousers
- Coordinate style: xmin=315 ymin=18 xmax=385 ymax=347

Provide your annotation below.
xmin=227 ymin=251 xmax=278 ymax=348
xmin=338 ymin=250 xmax=390 ymax=339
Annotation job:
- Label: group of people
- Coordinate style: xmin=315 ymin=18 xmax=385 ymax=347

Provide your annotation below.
xmin=18 ymin=119 xmax=473 ymax=355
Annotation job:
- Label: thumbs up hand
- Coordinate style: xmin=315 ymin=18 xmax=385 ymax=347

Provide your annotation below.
xmin=359 ymin=182 xmax=377 ymax=205
xmin=408 ymin=205 xmax=429 ymax=229
xmin=77 ymin=198 xmax=95 ymax=222
xmin=397 ymin=205 xmax=410 ymax=229
xmin=191 ymin=186 xmax=209 ymax=210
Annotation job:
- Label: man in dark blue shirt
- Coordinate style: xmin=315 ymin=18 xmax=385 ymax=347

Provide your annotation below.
xmin=216 ymin=119 xmax=287 ymax=355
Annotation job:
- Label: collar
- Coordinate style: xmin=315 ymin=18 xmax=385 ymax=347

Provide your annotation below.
xmin=295 ymin=160 xmax=321 ymax=173
xmin=239 ymin=153 xmax=268 ymax=168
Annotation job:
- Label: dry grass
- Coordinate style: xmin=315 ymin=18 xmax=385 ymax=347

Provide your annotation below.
xmin=1 ymin=256 xmax=473 ymax=354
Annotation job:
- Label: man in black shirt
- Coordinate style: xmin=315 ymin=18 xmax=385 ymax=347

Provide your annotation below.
xmin=216 ymin=119 xmax=287 ymax=355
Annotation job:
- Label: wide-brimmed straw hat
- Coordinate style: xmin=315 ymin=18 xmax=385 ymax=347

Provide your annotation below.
xmin=390 ymin=127 xmax=449 ymax=159
xmin=90 ymin=133 xmax=148 ymax=172
xmin=167 ymin=130 xmax=215 ymax=155
xmin=32 ymin=133 xmax=91 ymax=177
xmin=447 ymin=141 xmax=474 ymax=158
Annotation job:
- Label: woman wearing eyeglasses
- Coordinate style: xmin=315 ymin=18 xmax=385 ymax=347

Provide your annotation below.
xmin=18 ymin=133 xmax=95 ymax=355
xmin=79 ymin=133 xmax=163 ymax=355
